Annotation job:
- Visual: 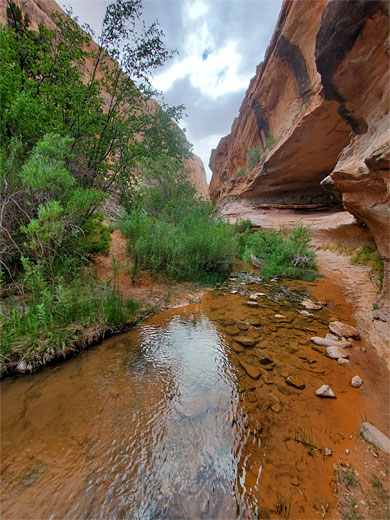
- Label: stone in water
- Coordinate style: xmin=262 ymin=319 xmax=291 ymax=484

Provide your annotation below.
xmin=329 ymin=321 xmax=360 ymax=339
xmin=351 ymin=375 xmax=363 ymax=388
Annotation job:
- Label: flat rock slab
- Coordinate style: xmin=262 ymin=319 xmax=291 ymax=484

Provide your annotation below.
xmin=329 ymin=321 xmax=360 ymax=340
xmin=301 ymin=299 xmax=322 ymax=310
xmin=231 ymin=343 xmax=245 ymax=353
xmin=286 ymin=376 xmax=305 ymax=390
xmin=326 ymin=346 xmax=350 ymax=359
xmin=338 ymin=358 xmax=350 ymax=365
xmin=239 ymin=360 xmax=261 ymax=380
xmin=248 ymin=318 xmax=261 ymax=326
xmin=235 ymin=336 xmax=258 ymax=347
xmin=361 ymin=422 xmax=390 ymax=453
xmin=311 ymin=336 xmax=351 ymax=348
xmin=274 ymin=314 xmax=286 ymax=319
xmin=246 ymin=301 xmax=258 ymax=307
xmin=225 ymin=325 xmax=240 ymax=336
xmin=315 ymin=384 xmax=336 ymax=398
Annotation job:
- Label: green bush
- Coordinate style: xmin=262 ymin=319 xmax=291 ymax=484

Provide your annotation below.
xmin=247 ymin=145 xmax=263 ymax=170
xmin=235 ymin=224 xmax=318 ymax=281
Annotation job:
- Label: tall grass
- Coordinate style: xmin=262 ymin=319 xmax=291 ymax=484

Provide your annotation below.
xmin=0 ymin=269 xmax=138 ymax=373
xmin=235 ymin=224 xmax=318 ymax=281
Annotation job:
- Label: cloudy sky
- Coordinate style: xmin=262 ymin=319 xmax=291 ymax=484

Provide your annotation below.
xmin=67 ymin=0 xmax=283 ymax=182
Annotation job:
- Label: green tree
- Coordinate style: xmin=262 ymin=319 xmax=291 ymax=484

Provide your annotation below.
xmin=0 ymin=0 xmax=188 ymax=276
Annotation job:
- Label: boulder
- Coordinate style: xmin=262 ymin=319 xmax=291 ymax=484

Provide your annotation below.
xmin=329 ymin=321 xmax=360 ymax=340
xmin=315 ymin=384 xmax=336 ymax=398
xmin=361 ymin=422 xmax=390 ymax=453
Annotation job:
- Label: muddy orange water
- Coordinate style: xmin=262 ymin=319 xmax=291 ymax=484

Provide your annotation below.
xmin=1 ymin=275 xmax=387 ymax=519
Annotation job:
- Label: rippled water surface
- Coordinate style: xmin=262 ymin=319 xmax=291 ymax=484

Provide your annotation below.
xmin=1 ymin=277 xmax=369 ymax=519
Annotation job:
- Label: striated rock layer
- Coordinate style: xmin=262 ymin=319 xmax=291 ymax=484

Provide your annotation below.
xmin=209 ymin=0 xmax=389 ymax=316
xmin=0 ymin=0 xmax=208 ymax=196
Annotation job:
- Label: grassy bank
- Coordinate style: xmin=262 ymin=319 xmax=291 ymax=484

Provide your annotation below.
xmin=0 ymin=274 xmax=139 ymax=376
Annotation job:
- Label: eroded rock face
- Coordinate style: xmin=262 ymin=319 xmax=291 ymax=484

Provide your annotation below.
xmin=0 ymin=0 xmax=208 ymax=196
xmin=316 ymin=1 xmax=390 ymax=314
xmin=209 ymin=0 xmax=389 ymax=317
xmin=209 ymin=0 xmax=351 ymax=205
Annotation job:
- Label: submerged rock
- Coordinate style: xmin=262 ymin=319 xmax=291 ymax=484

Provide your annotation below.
xmin=239 ymin=360 xmax=261 ymax=380
xmin=315 ymin=385 xmax=336 ymax=398
xmin=329 ymin=321 xmax=360 ymax=340
xmin=299 ymin=310 xmax=314 ymax=318
xmin=311 ymin=336 xmax=351 ymax=348
xmin=235 ymin=336 xmax=258 ymax=347
xmin=246 ymin=301 xmax=258 ymax=307
xmin=351 ymin=375 xmax=363 ymax=388
xmin=231 ymin=343 xmax=245 ymax=353
xmin=326 ymin=346 xmax=350 ymax=359
xmin=225 ymin=325 xmax=240 ymax=336
xmin=338 ymin=358 xmax=350 ymax=365
xmin=361 ymin=422 xmax=390 ymax=453
xmin=286 ymin=376 xmax=305 ymax=390
xmin=274 ymin=314 xmax=286 ymax=319
xmin=301 ymin=299 xmax=322 ymax=310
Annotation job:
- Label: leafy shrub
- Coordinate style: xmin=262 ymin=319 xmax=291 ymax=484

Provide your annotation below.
xmin=235 ymin=224 xmax=318 ymax=281
xmin=247 ymin=145 xmax=263 ymax=170
xmin=234 ymin=168 xmax=247 ymax=178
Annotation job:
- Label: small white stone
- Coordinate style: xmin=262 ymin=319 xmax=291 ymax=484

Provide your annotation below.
xmin=315 ymin=384 xmax=336 ymax=398
xmin=249 ymin=294 xmax=258 ymax=300
xmin=274 ymin=314 xmax=286 ymax=319
xmin=345 ymin=449 xmax=350 ymax=455
xmin=299 ymin=310 xmax=313 ymax=318
xmin=327 ymin=346 xmax=350 ymax=359
xmin=351 ymin=375 xmax=363 ymax=388
xmin=16 ymin=360 xmax=28 ymax=373
xmin=230 ymin=290 xmax=238 ymax=294
xmin=338 ymin=358 xmax=350 ymax=365
xmin=324 ymin=448 xmax=332 ymax=456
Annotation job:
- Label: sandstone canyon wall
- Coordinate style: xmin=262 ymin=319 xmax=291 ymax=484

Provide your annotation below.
xmin=209 ymin=0 xmax=389 ymax=314
xmin=0 ymin=0 xmax=209 ymax=196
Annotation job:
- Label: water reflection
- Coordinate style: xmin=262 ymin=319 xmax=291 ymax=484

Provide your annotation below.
xmin=1 ymin=278 xmax=367 ymax=520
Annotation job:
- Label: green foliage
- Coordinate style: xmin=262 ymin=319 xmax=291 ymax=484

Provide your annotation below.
xmin=0 ymin=262 xmax=138 ymax=372
xmin=235 ymin=223 xmax=318 ymax=281
xmin=234 ymin=168 xmax=247 ymax=178
xmin=1 ymin=1 xmax=187 ymax=275
xmin=120 ymin=157 xmax=236 ymax=284
xmin=247 ymin=145 xmax=263 ymax=170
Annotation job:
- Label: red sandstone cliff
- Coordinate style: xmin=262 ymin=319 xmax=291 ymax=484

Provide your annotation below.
xmin=209 ymin=0 xmax=389 ymax=315
xmin=0 ymin=0 xmax=208 ymax=196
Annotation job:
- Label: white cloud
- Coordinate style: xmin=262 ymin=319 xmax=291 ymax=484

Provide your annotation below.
xmin=187 ymin=0 xmax=209 ymax=20
xmin=152 ymin=19 xmax=248 ymax=99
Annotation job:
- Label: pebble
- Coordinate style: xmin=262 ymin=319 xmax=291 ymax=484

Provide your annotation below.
xmin=271 ymin=403 xmax=282 ymax=413
xmin=315 ymin=384 xmax=336 ymax=398
xmin=231 ymin=343 xmax=245 ymax=353
xmin=274 ymin=314 xmax=286 ymax=319
xmin=301 ymin=299 xmax=322 ymax=310
xmin=325 ymin=448 xmax=332 ymax=457
xmin=246 ymin=301 xmax=258 ymax=307
xmin=16 ymin=360 xmax=28 ymax=373
xmin=351 ymin=375 xmax=363 ymax=388
xmin=344 ymin=449 xmax=350 ymax=455
xmin=338 ymin=358 xmax=350 ymax=365
xmin=249 ymin=294 xmax=258 ymax=300
xmin=230 ymin=290 xmax=238 ymax=294
xmin=299 ymin=310 xmax=313 ymax=318
xmin=311 ymin=336 xmax=351 ymax=348
xmin=329 ymin=321 xmax=360 ymax=340
xmin=326 ymin=346 xmax=350 ymax=360
xmin=225 ymin=325 xmax=240 ymax=336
